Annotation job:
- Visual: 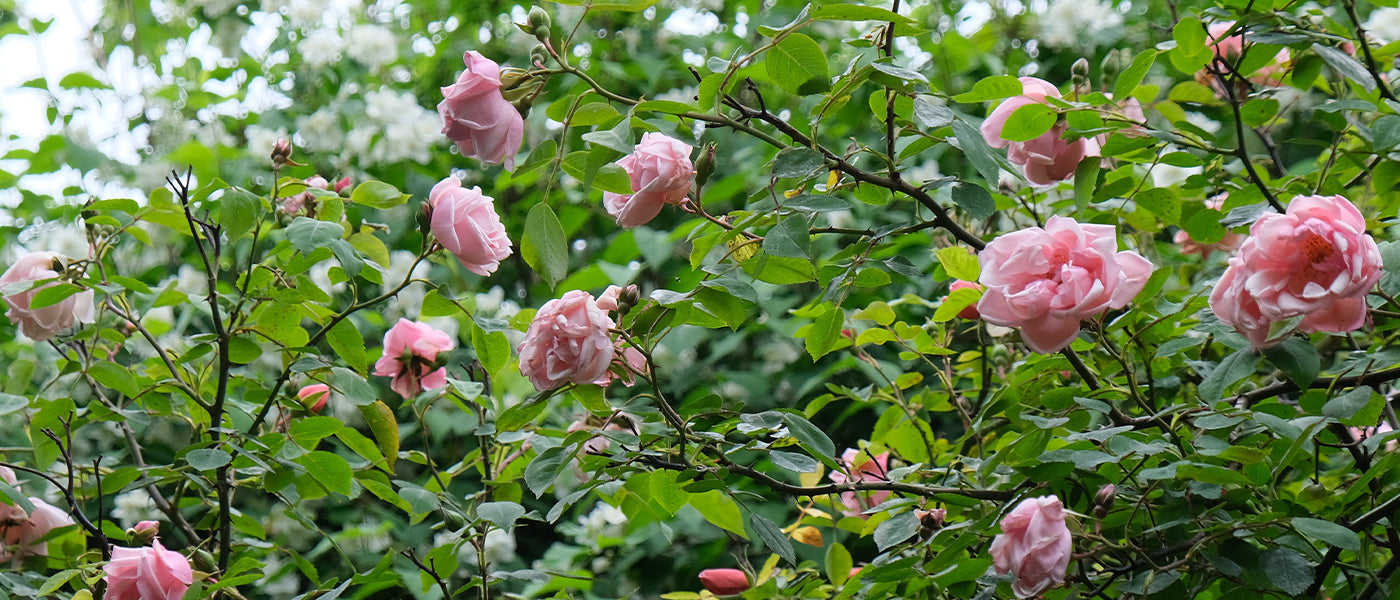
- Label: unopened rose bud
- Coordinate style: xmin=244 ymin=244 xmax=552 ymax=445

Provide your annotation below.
xmin=529 ymin=44 xmax=549 ymax=67
xmin=617 ymin=284 xmax=640 ymax=316
xmin=298 ymin=383 xmax=330 ymax=413
xmin=334 ymin=176 xmax=352 ymax=194
xmin=528 ymin=7 xmax=551 ymax=35
xmin=1101 ymin=49 xmax=1123 ymax=87
xmin=1071 ymin=58 xmax=1090 ymax=89
xmin=918 ymin=507 xmax=946 ymax=531
xmin=694 ymin=142 xmax=717 ymax=190
xmin=271 ymin=138 xmax=293 ymax=167
xmin=127 ymin=519 xmax=160 ymax=544
xmin=1095 ymin=483 xmax=1116 ymax=510
xmin=192 ymin=548 xmax=217 ymax=573
xmin=418 ymin=201 xmax=434 ymax=238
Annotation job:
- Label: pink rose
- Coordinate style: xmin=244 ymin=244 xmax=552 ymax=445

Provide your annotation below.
xmin=372 ymin=319 xmax=455 ymax=399
xmin=0 ymin=252 xmax=95 ymax=341
xmin=976 ymin=216 xmax=1152 ymax=353
xmin=517 ymin=290 xmax=616 ymax=391
xmin=104 ymin=540 xmax=193 ymax=600
xmin=698 ymin=568 xmax=750 ymax=595
xmin=2 ymin=498 xmax=74 ymax=559
xmin=0 ymin=467 xmax=22 ymax=527
xmin=603 ymin=132 xmax=695 ymax=227
xmin=980 ymin=77 xmax=1090 ymax=186
xmin=1174 ymin=194 xmax=1246 ymax=259
xmin=334 ymin=176 xmax=352 ymax=194
xmin=990 ymin=496 xmax=1073 ymax=599
xmin=947 ymin=280 xmax=983 ymax=320
xmin=1200 ymin=21 xmax=1290 ymax=88
xmin=596 ymin=285 xmax=623 ymax=312
xmin=438 ymin=51 xmax=525 ymax=170
xmin=298 ymin=383 xmax=331 ymax=413
xmin=828 ymin=448 xmax=891 ymax=518
xmin=1210 ymin=195 xmax=1382 ymax=348
xmin=429 ymin=177 xmax=512 ymax=276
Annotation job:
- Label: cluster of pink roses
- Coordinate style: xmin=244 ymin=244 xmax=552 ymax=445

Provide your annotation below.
xmin=1209 ymin=195 xmax=1382 ymax=348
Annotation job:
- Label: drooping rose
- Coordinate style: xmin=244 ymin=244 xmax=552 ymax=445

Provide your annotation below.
xmin=989 ymin=496 xmax=1073 ymax=599
xmin=1174 ymin=194 xmax=1246 ymax=259
xmin=976 ymin=216 xmax=1153 ymax=353
xmin=372 ymin=319 xmax=455 ymax=399
xmin=0 ymin=252 xmax=95 ymax=341
xmin=980 ymin=77 xmax=1090 ymax=186
xmin=2 ymin=498 xmax=74 ymax=559
xmin=1210 ymin=194 xmax=1382 ymax=348
xmin=104 ymin=540 xmax=194 ymax=600
xmin=438 ymin=51 xmax=525 ymax=170
xmin=603 ymin=132 xmax=695 ymax=228
xmin=429 ymin=177 xmax=512 ymax=276
xmin=297 ymin=383 xmax=331 ymax=413
xmin=698 ymin=568 xmax=750 ymax=595
xmin=517 ymin=290 xmax=616 ymax=391
xmin=828 ymin=448 xmax=891 ymax=518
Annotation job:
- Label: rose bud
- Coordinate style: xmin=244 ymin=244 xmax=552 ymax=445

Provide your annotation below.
xmin=298 ymin=384 xmax=331 ymax=413
xmin=698 ymin=568 xmax=750 ymax=596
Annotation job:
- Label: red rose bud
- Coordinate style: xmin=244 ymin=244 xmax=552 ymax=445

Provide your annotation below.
xmin=271 ymin=138 xmax=293 ymax=167
xmin=334 ymin=176 xmax=352 ymax=194
xmin=699 ymin=568 xmax=750 ymax=596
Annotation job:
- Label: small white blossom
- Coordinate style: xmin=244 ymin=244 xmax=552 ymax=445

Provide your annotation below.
xmin=1038 ymin=0 xmax=1123 ymax=49
xmin=296 ymin=107 xmax=345 ymax=151
xmin=579 ymin=503 xmax=627 ymax=541
xmin=1366 ymin=7 xmax=1400 ymax=44
xmin=345 ymin=25 xmax=398 ymax=69
xmin=287 ymin=0 xmax=331 ymax=28
xmin=112 ymin=488 xmax=154 ymax=528
xmin=299 ymin=29 xmax=343 ymax=67
xmin=245 ymin=125 xmax=290 ymax=161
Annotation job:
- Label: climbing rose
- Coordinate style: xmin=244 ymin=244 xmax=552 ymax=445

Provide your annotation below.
xmin=2 ymin=498 xmax=74 ymax=559
xmin=438 ymin=51 xmax=524 ymax=170
xmin=976 ymin=216 xmax=1153 ymax=353
xmin=0 ymin=252 xmax=94 ymax=341
xmin=517 ymin=290 xmax=616 ymax=391
xmin=990 ymin=496 xmax=1073 ymax=599
xmin=104 ymin=540 xmax=193 ymax=600
xmin=980 ymin=77 xmax=1090 ymax=186
xmin=1210 ymin=194 xmax=1381 ymax=348
xmin=429 ymin=176 xmax=512 ymax=276
xmin=603 ymin=132 xmax=695 ymax=227
xmin=372 ymin=319 xmax=455 ymax=399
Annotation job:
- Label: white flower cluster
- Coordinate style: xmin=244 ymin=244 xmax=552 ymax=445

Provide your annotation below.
xmin=1366 ymin=7 xmax=1400 ymax=45
xmin=1037 ymin=0 xmax=1124 ymax=49
xmin=342 ymin=87 xmax=440 ymax=165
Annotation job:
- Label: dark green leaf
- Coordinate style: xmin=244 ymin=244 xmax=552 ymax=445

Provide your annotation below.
xmin=478 ymin=501 xmax=526 ymax=531
xmin=750 ymin=512 xmax=797 ymax=565
xmin=1261 ymin=547 xmax=1314 ymax=596
xmin=770 ymin=450 xmax=819 ymax=473
xmin=1314 ymin=43 xmax=1376 ymax=92
xmin=764 ymin=216 xmax=811 ymax=258
xmin=772 ymin=147 xmax=825 ymax=179
xmin=874 ymin=511 xmax=918 ymax=550
xmin=298 ymin=451 xmax=353 ymax=496
xmin=950 ymin=182 xmax=995 ymax=220
xmin=1262 ymin=338 xmax=1320 ymax=389
xmin=187 ymin=448 xmax=232 ymax=471
xmin=1198 ymin=348 xmax=1258 ymax=402
xmin=286 ymin=217 xmax=345 ymax=254
xmin=783 ymin=413 xmax=836 ymax=461
xmin=521 ymin=203 xmax=569 ymax=289
xmin=1292 ymin=517 xmax=1361 ymax=552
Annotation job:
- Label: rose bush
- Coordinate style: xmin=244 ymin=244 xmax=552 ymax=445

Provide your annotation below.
xmin=103 ymin=541 xmax=193 ymax=600
xmin=979 ymin=77 xmax=1089 ymax=185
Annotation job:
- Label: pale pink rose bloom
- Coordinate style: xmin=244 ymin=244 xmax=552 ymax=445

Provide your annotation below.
xmin=0 ymin=467 xmax=21 ymax=527
xmin=828 ymin=449 xmax=891 ymax=518
xmin=1174 ymin=195 xmax=1246 ymax=259
xmin=1209 ymin=195 xmax=1381 ymax=348
xmin=438 ymin=51 xmax=525 ymax=170
xmin=297 ymin=383 xmax=331 ymax=413
xmin=2 ymin=498 xmax=74 ymax=559
xmin=372 ymin=319 xmax=455 ymax=399
xmin=104 ymin=540 xmax=193 ymax=600
xmin=991 ymin=496 xmax=1073 ymax=598
xmin=980 ymin=77 xmax=1090 ymax=186
xmin=698 ymin=568 xmax=750 ymax=595
xmin=603 ymin=132 xmax=695 ymax=227
xmin=596 ymin=285 xmax=623 ymax=312
xmin=518 ymin=290 xmax=616 ymax=391
xmin=0 ymin=252 xmax=95 ymax=341
xmin=429 ymin=177 xmax=512 ymax=276
xmin=1203 ymin=21 xmax=1290 ymax=87
xmin=976 ymin=216 xmax=1153 ymax=353
xmin=305 ymin=176 xmax=330 ymax=190
xmin=947 ymin=280 xmax=983 ymax=320
xmin=1351 ymin=422 xmax=1398 ymax=451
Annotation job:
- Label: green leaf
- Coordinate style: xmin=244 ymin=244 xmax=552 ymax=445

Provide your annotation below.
xmin=933 ymin=287 xmax=981 ymax=322
xmin=499 ymin=397 xmax=551 ymax=431
xmin=291 ymin=416 xmax=343 ymax=448
xmin=89 ymin=360 xmax=140 ymax=398
xmin=1292 ymin=517 xmax=1361 ymax=552
xmin=331 ymin=367 xmax=377 ymax=406
xmin=766 ymin=33 xmax=830 ymax=95
xmin=1373 ymin=115 xmax=1400 ymax=151
xmin=825 ymin=542 xmax=853 ymax=586
xmin=568 ymin=385 xmax=610 ymax=415
xmin=186 ymin=448 xmax=232 ymax=471
xmin=1322 ymin=386 xmax=1380 ymax=425
xmin=326 ymin=320 xmax=367 ymax=374
xmin=750 ymin=512 xmax=796 ymax=565
xmin=581 ymin=116 xmax=633 ymax=154
xmin=220 ymin=188 xmax=261 ymax=242
xmin=935 ymin=247 xmax=980 ymax=281
xmin=549 ymin=0 xmax=659 ymax=12
xmin=1314 ymin=43 xmax=1376 ymax=92
xmin=298 ymin=451 xmax=353 ymax=496
xmin=764 ymin=216 xmax=811 ymax=258
xmin=952 ymin=119 xmax=1002 ymax=185
xmin=782 ymin=412 xmax=836 ymax=461
xmin=772 ymin=147 xmax=825 ymax=179
xmin=950 ymin=182 xmax=995 ymax=220
xmin=804 ymin=303 xmax=844 ymax=360
xmin=1198 ymin=348 xmax=1258 ymax=402
xmin=809 ymin=4 xmax=914 ymax=24
xmin=286 ymin=217 xmax=345 ymax=254
xmin=0 ymin=480 xmax=36 ymax=515
xmin=1134 ymin=188 xmax=1180 ymax=225
xmin=953 ymin=75 xmax=1023 ymax=103
xmin=874 ymin=511 xmax=918 ymax=550
xmin=1261 ymin=338 xmax=1320 ymax=389
xmin=998 ymin=103 xmax=1056 ymax=142
xmin=1074 ymin=158 xmax=1100 ymax=214
xmin=689 ymin=490 xmax=747 ymax=538
xmin=359 ymin=401 xmax=399 ymax=470
xmin=477 ymin=501 xmax=526 ymax=531
xmin=770 ymin=450 xmax=819 ymax=473
xmin=1241 ymin=98 xmax=1281 ymax=128
xmin=1260 ymin=547 xmax=1314 ymax=596
xmin=59 ymin=72 xmax=108 ymax=89
xmin=742 ymin=253 xmax=817 ymax=284
xmin=1172 ymin=17 xmax=1205 ymax=52
xmin=913 ymin=96 xmax=953 ymax=129
xmin=592 ymin=163 xmax=633 ymax=194
xmin=471 ymin=324 xmax=511 ymax=377
xmin=522 ymin=203 xmax=569 ymax=289
xmin=1114 ymin=49 xmax=1158 ymax=99
xmin=336 ymin=428 xmax=387 ymax=471
xmin=28 ymin=282 xmax=80 ymax=310
xmin=350 ymin=181 xmax=410 ymax=209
